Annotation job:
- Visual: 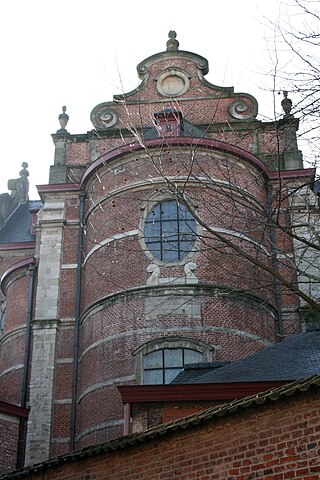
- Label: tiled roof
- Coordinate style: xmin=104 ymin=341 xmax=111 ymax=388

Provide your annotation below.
xmin=177 ymin=331 xmax=320 ymax=384
xmin=0 ymin=201 xmax=42 ymax=244
xmin=2 ymin=374 xmax=320 ymax=479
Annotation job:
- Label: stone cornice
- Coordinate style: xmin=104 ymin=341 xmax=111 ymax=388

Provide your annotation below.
xmin=269 ymin=168 xmax=315 ymax=180
xmin=136 ymin=50 xmax=209 ymax=79
xmin=80 ymin=283 xmax=276 ymax=324
xmin=0 ymin=241 xmax=35 ymax=251
xmin=81 ymin=137 xmax=271 ymax=187
xmin=1 ymin=257 xmax=36 ymax=294
xmin=0 ymin=400 xmax=29 ymax=419
xmin=37 ymin=183 xmax=81 ymax=195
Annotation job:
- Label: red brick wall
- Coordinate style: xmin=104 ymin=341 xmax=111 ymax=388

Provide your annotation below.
xmin=0 ymin=416 xmax=19 ymax=474
xmin=73 ymin=144 xmax=296 ymax=446
xmin=82 ymin=149 xmax=275 ymax=309
xmin=23 ymin=388 xmax=320 ymax=480
xmin=132 ymin=401 xmax=223 ymax=432
xmin=0 ymin=272 xmax=30 ymax=405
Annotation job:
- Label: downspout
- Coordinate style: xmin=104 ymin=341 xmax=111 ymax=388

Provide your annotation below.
xmin=70 ymin=190 xmax=85 ymax=451
xmin=17 ymin=262 xmax=36 ymax=469
xmin=123 ymin=403 xmax=131 ymax=436
xmin=267 ymin=182 xmax=284 ymax=341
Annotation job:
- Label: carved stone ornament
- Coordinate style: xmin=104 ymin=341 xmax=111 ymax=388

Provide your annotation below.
xmin=91 ymin=106 xmax=118 ymax=130
xmin=184 ymin=262 xmax=198 ymax=283
xmin=166 ymin=30 xmax=179 ymax=51
xmin=281 ymin=91 xmax=293 ymax=116
xmin=147 ymin=263 xmax=160 ymax=285
xmin=228 ymin=100 xmax=255 ymax=121
xmin=99 ymin=110 xmax=118 ymax=127
xmin=7 ymin=162 xmax=29 ymax=204
xmin=156 ymin=69 xmax=190 ymax=97
xmin=56 ymin=106 xmax=69 ymax=133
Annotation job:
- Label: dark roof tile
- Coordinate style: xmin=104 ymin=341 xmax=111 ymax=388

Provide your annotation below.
xmin=172 ymin=362 xmax=230 ymax=384
xmin=0 ymin=201 xmax=41 ymax=244
xmin=189 ymin=331 xmax=320 ymax=384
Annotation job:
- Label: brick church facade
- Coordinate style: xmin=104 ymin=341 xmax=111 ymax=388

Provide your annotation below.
xmin=0 ymin=32 xmax=317 ymax=472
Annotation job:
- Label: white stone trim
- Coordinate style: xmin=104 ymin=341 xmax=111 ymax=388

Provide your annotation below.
xmin=80 ymin=326 xmax=272 ymax=362
xmin=55 ymin=358 xmax=73 ymax=364
xmin=78 ymin=375 xmax=136 ymax=402
xmin=53 ymin=399 xmax=72 ymax=404
xmin=61 ymin=263 xmax=78 ymax=269
xmin=25 ymin=327 xmax=58 ymax=465
xmin=84 ymin=230 xmax=139 ymax=265
xmin=76 ymin=419 xmax=124 ymax=442
xmin=51 ymin=437 xmax=70 ymax=444
xmin=0 ymin=363 xmax=23 ymax=379
xmin=207 ymin=226 xmax=271 ymax=255
xmin=59 ymin=318 xmax=75 ymax=328
xmin=85 ymin=175 xmax=259 ymax=220
xmin=0 ymin=326 xmax=25 ymax=349
xmin=0 ymin=413 xmax=20 ymax=424
xmin=25 ymin=196 xmax=65 ymax=466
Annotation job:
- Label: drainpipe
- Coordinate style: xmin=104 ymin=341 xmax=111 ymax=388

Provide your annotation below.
xmin=267 ymin=182 xmax=284 ymax=341
xmin=17 ymin=262 xmax=36 ymax=469
xmin=123 ymin=403 xmax=131 ymax=436
xmin=70 ymin=190 xmax=85 ymax=451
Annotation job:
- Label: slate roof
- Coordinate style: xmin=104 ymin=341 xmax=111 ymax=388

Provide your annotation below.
xmin=0 ymin=201 xmax=42 ymax=244
xmin=172 ymin=361 xmax=230 ymax=384
xmin=173 ymin=331 xmax=320 ymax=384
xmin=2 ymin=374 xmax=320 ymax=479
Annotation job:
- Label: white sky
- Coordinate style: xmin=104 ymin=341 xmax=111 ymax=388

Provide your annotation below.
xmin=0 ymin=0 xmax=290 ymax=199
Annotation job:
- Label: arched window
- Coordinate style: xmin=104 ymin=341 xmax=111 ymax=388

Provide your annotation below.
xmin=143 ymin=347 xmax=204 ymax=384
xmin=144 ymin=200 xmax=196 ymax=262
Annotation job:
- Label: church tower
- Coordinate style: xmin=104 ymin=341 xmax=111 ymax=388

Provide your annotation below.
xmin=0 ymin=32 xmax=315 ymax=470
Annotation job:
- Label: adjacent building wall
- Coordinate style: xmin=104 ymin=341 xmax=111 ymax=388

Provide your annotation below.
xmin=10 ymin=383 xmax=320 ymax=480
xmin=0 ymin=413 xmax=19 ymax=474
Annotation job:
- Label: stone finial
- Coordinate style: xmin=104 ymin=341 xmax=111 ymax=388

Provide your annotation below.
xmin=57 ymin=106 xmax=69 ymax=132
xmin=281 ymin=91 xmax=293 ymax=116
xmin=166 ymin=30 xmax=179 ymax=51
xmin=19 ymin=162 xmax=29 ymax=178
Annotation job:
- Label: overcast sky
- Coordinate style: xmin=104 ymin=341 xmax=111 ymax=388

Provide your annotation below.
xmin=0 ymin=0 xmax=291 ymax=198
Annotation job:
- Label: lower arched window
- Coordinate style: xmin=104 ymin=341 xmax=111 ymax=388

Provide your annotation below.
xmin=143 ymin=347 xmax=204 ymax=384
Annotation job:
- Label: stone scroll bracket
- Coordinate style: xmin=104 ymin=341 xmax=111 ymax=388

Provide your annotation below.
xmin=146 ymin=262 xmax=198 ymax=286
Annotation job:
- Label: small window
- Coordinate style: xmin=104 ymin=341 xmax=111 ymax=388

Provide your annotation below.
xmin=0 ymin=302 xmax=6 ymax=335
xmin=144 ymin=200 xmax=196 ymax=262
xmin=30 ymin=212 xmax=38 ymax=235
xmin=143 ymin=348 xmax=203 ymax=384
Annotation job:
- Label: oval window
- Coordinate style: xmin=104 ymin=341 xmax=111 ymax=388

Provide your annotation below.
xmin=144 ymin=200 xmax=196 ymax=262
